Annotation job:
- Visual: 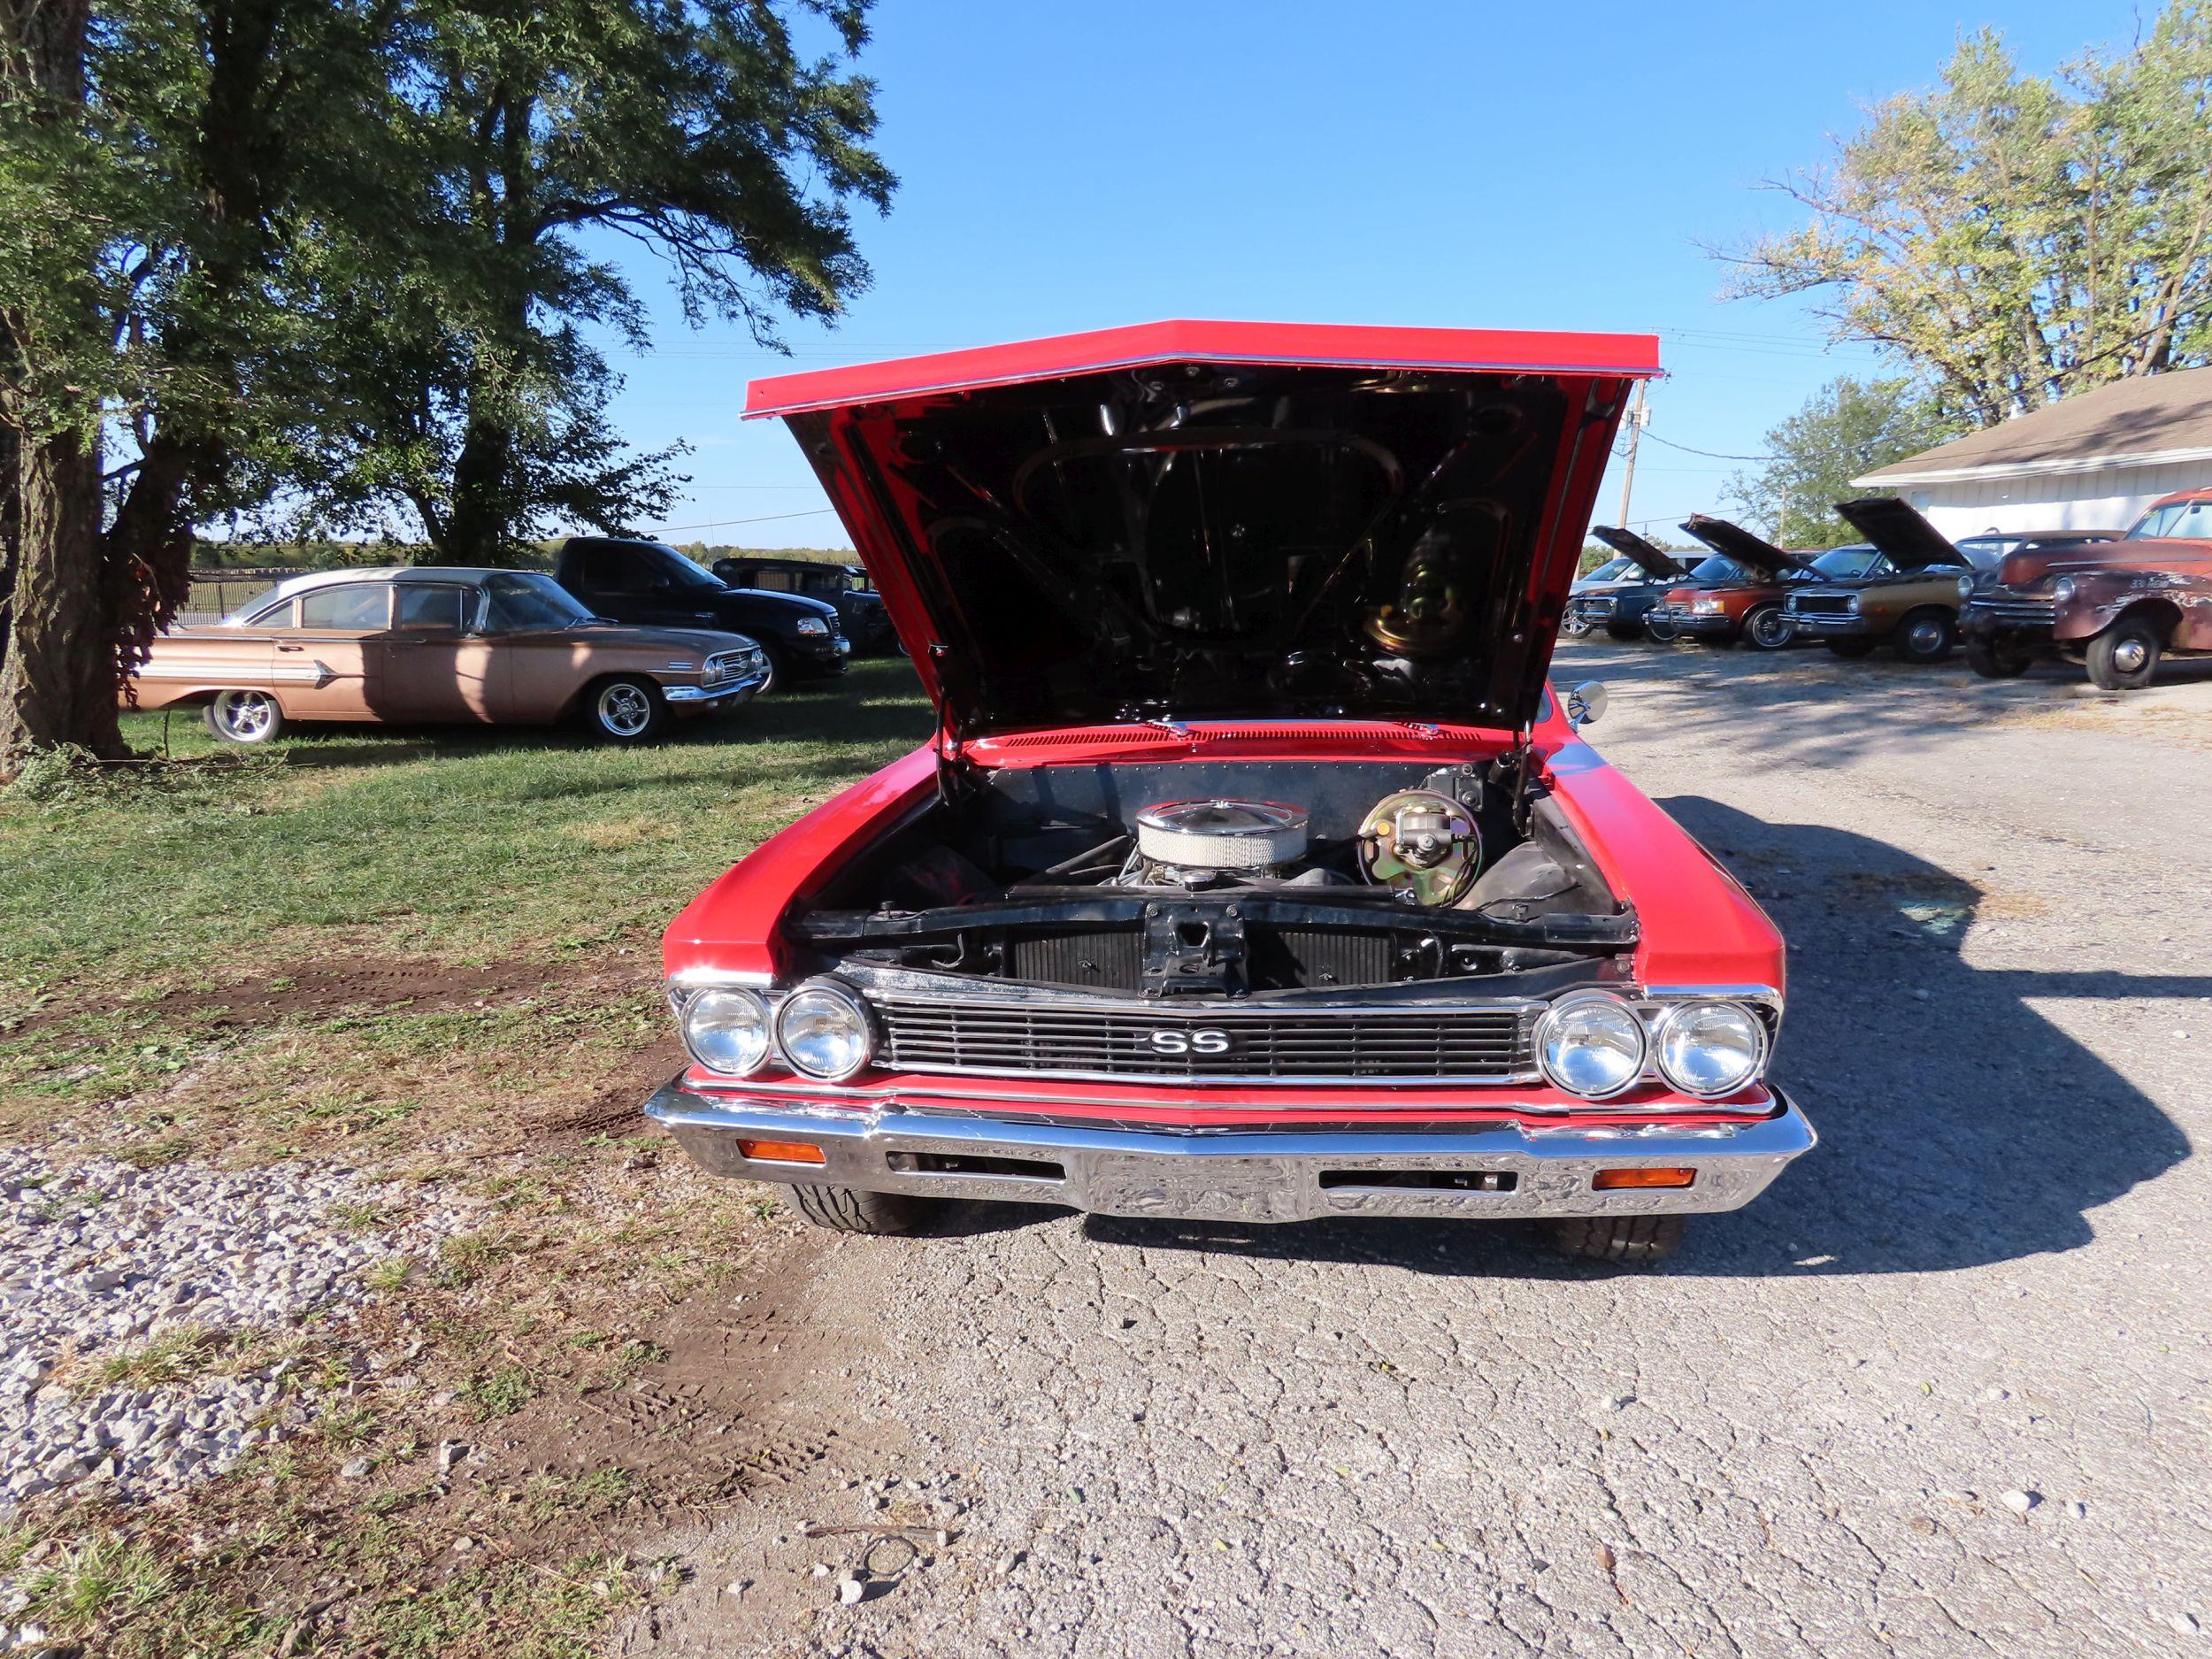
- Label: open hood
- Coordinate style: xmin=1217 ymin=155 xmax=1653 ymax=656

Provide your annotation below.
xmin=1832 ymin=496 xmax=1970 ymax=571
xmin=747 ymin=320 xmax=1658 ymax=738
xmin=1589 ymin=525 xmax=1690 ymax=580
xmin=1679 ymin=515 xmax=1819 ymax=577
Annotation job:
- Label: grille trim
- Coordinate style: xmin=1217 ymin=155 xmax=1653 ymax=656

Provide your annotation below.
xmin=865 ymin=990 xmax=1541 ymax=1086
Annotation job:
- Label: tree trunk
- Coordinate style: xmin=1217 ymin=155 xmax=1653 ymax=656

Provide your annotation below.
xmin=0 ymin=411 xmax=18 ymax=673
xmin=0 ymin=426 xmax=118 ymax=766
xmin=438 ymin=399 xmax=515 ymax=565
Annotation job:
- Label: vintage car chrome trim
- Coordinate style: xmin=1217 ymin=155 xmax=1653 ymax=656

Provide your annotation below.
xmin=644 ymin=1076 xmax=1816 ymax=1224
xmin=134 ymin=658 xmax=336 ymax=688
xmin=667 ymin=966 xmax=774 ymax=990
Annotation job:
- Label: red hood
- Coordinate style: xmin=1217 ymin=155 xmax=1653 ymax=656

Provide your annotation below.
xmin=746 ymin=320 xmax=1658 ymax=739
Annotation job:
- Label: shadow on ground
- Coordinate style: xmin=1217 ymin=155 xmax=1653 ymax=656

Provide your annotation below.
xmin=1048 ymin=797 xmax=2197 ymax=1279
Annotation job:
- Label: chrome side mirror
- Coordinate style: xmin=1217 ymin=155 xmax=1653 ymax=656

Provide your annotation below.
xmin=1566 ymin=681 xmax=1608 ymax=729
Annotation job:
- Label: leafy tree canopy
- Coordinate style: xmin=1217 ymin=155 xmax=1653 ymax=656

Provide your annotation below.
xmin=1724 ymin=377 xmax=1961 ymax=549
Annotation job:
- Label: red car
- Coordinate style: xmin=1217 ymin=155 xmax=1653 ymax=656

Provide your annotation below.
xmin=1964 ymin=489 xmax=2212 ymax=688
xmin=646 ymin=322 xmax=1813 ymax=1263
xmin=1647 ymin=517 xmax=1822 ymax=649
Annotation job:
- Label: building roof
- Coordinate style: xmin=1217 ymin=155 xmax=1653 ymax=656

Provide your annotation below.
xmin=742 ymin=319 xmax=1662 ymax=418
xmin=1854 ymin=365 xmax=2212 ymax=488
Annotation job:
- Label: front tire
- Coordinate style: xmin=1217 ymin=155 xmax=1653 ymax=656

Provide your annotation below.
xmin=1550 ymin=1215 xmax=1685 ymax=1263
xmin=1891 ymin=609 xmax=1955 ymax=664
xmin=585 ymin=675 xmax=668 ymax=744
xmin=1561 ymin=611 xmax=1594 ymax=639
xmin=204 ymin=689 xmax=286 ymax=745
xmin=781 ymin=1184 xmax=938 ymax=1236
xmin=1644 ymin=616 xmax=1678 ymax=644
xmin=1741 ymin=603 xmax=1793 ymax=651
xmin=756 ymin=646 xmax=788 ymax=695
xmin=2085 ymin=617 xmax=2162 ymax=691
xmin=1965 ymin=637 xmax=2032 ymax=679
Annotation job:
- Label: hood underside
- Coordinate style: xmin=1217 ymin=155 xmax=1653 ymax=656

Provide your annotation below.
xmin=1680 ymin=515 xmax=1818 ymax=577
xmin=748 ymin=322 xmax=1657 ymax=737
xmin=1589 ymin=525 xmax=1689 ymax=580
xmin=1833 ymin=496 xmax=1969 ymax=571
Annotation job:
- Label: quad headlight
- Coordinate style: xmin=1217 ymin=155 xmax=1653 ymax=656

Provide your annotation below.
xmin=678 ymin=987 xmax=773 ymax=1077
xmin=774 ymin=979 xmax=875 ymax=1081
xmin=1535 ymin=992 xmax=1648 ymax=1099
xmin=1653 ymin=1001 xmax=1768 ymax=1098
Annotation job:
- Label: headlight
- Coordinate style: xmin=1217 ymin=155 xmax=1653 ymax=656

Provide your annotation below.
xmin=679 ymin=987 xmax=772 ymax=1077
xmin=1843 ymin=594 xmax=1861 ymax=615
xmin=775 ymin=979 xmax=873 ymax=1080
xmin=1654 ymin=1002 xmax=1767 ymax=1097
xmin=795 ymin=617 xmax=829 ymax=636
xmin=1692 ymin=598 xmax=1724 ymax=614
xmin=1536 ymin=992 xmax=1647 ymax=1099
xmin=2052 ymin=577 xmax=2075 ymax=603
xmin=1957 ymin=576 xmax=1975 ymax=600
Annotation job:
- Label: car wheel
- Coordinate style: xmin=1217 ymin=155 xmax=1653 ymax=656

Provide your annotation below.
xmin=1891 ymin=609 xmax=1955 ymax=664
xmin=585 ymin=675 xmax=668 ymax=744
xmin=204 ymin=689 xmax=286 ymax=745
xmin=1561 ymin=612 xmax=1594 ymax=639
xmin=780 ymin=1184 xmax=939 ymax=1236
xmin=1644 ymin=616 xmax=1678 ymax=643
xmin=756 ymin=645 xmax=788 ymax=695
xmin=2085 ymin=617 xmax=2162 ymax=691
xmin=1824 ymin=637 xmax=1878 ymax=658
xmin=1550 ymin=1215 xmax=1685 ymax=1263
xmin=1964 ymin=637 xmax=2032 ymax=680
xmin=1741 ymin=603 xmax=1793 ymax=651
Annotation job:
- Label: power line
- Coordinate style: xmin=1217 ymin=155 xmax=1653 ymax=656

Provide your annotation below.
xmin=1638 ymin=429 xmax=1772 ymax=463
xmin=649 ymin=507 xmax=841 ymax=534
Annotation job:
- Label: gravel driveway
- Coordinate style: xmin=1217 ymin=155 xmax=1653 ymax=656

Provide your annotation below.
xmin=626 ymin=645 xmax=2212 ymax=1659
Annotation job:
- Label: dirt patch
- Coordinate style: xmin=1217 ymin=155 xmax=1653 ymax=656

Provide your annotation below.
xmin=540 ymin=1034 xmax=689 ymax=1145
xmin=144 ymin=956 xmax=564 ymax=1025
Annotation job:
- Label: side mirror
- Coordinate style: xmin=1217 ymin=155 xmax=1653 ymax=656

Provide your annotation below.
xmin=1565 ymin=681 xmax=1608 ymax=729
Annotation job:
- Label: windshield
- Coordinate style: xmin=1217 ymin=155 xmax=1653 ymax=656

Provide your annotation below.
xmin=482 ymin=572 xmax=595 ymax=631
xmin=1686 ymin=555 xmax=1748 ymax=582
xmin=2128 ymin=498 xmax=2212 ymax=541
xmin=643 ymin=543 xmax=726 ymax=588
xmin=1583 ymin=555 xmax=1634 ymax=582
xmin=1809 ymin=547 xmax=1885 ymax=579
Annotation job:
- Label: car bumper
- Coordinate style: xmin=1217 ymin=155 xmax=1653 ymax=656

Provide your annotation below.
xmin=665 ymin=666 xmax=770 ymax=710
xmin=1962 ymin=599 xmax=2055 ymax=646
xmin=1655 ymin=611 xmax=1736 ymax=636
xmin=645 ymin=1077 xmax=1816 ymax=1224
xmin=1783 ymin=611 xmax=1868 ymax=637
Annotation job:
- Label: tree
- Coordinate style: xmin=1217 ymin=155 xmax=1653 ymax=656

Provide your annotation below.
xmin=1718 ymin=4 xmax=2212 ymax=426
xmin=1724 ymin=378 xmax=1962 ymax=548
xmin=299 ymin=0 xmax=893 ymax=563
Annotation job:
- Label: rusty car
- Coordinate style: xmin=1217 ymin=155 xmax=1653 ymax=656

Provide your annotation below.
xmin=129 ymin=566 xmax=769 ymax=745
xmin=642 ymin=320 xmax=1814 ymax=1265
xmin=1963 ymin=489 xmax=2212 ymax=688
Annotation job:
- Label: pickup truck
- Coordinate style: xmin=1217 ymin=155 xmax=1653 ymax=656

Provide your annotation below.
xmin=553 ymin=536 xmax=849 ymax=692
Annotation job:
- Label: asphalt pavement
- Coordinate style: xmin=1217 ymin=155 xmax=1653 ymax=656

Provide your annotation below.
xmin=622 ymin=641 xmax=2212 ymax=1659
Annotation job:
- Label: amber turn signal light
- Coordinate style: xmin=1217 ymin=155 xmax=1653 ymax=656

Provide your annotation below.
xmin=1593 ymin=1166 xmax=1696 ymax=1191
xmin=735 ymin=1139 xmax=827 ymax=1165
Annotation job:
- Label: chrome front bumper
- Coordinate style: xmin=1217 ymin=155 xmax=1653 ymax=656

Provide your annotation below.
xmin=1783 ymin=610 xmax=1866 ymax=636
xmin=645 ymin=1079 xmax=1816 ymax=1225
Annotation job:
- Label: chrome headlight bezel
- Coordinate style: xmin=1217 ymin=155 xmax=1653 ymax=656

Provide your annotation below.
xmin=1956 ymin=576 xmax=1975 ymax=601
xmin=1843 ymin=593 xmax=1861 ymax=614
xmin=1534 ymin=991 xmax=1649 ymax=1101
xmin=2052 ymin=576 xmax=2076 ymax=603
xmin=1650 ymin=1000 xmax=1770 ymax=1099
xmin=773 ymin=978 xmax=876 ymax=1081
xmin=674 ymin=985 xmax=774 ymax=1078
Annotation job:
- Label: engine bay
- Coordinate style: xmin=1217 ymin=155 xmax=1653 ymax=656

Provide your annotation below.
xmin=787 ymin=760 xmax=1635 ymax=997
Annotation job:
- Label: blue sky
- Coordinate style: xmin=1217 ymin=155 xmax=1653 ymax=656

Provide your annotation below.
xmin=595 ymin=0 xmax=2147 ymax=550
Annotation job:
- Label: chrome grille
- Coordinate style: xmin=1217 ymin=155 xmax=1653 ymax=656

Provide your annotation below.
xmin=866 ymin=992 xmax=1538 ymax=1085
xmin=703 ymin=648 xmax=763 ymax=686
xmin=1786 ymin=593 xmax=1856 ymax=616
xmin=1967 ymin=595 xmax=2055 ymax=625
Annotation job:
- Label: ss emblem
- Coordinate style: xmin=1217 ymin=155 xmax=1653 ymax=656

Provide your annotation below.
xmin=1148 ymin=1028 xmax=1229 ymax=1056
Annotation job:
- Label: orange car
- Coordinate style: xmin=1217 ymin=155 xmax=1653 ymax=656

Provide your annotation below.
xmin=130 ymin=567 xmax=769 ymax=744
xmin=1645 ymin=516 xmax=1824 ymax=649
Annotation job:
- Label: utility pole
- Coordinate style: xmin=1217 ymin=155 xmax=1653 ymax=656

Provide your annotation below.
xmin=1615 ymin=382 xmax=1647 ymax=527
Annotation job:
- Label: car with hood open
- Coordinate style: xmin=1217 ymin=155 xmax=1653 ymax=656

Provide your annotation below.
xmin=644 ymin=321 xmax=1814 ymax=1264
xmin=1562 ymin=527 xmax=1693 ymax=641
xmin=1963 ymin=490 xmax=2209 ymax=688
xmin=1779 ymin=497 xmax=2003 ymax=664
xmin=1647 ymin=518 xmax=1821 ymax=649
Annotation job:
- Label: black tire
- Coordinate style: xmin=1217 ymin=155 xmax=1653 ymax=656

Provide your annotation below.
xmin=1740 ymin=603 xmax=1793 ymax=651
xmin=583 ymin=674 xmax=669 ymax=744
xmin=1824 ymin=637 xmax=1878 ymax=659
xmin=1550 ymin=1215 xmax=1686 ymax=1264
xmin=756 ymin=645 xmax=789 ymax=695
xmin=1964 ymin=637 xmax=2031 ymax=680
xmin=1644 ymin=616 xmax=1678 ymax=644
xmin=204 ymin=689 xmax=286 ymax=745
xmin=2085 ymin=616 xmax=2162 ymax=691
xmin=1603 ymin=623 xmax=1641 ymax=641
xmin=1890 ymin=609 xmax=1955 ymax=664
xmin=1561 ymin=613 xmax=1594 ymax=640
xmin=781 ymin=1183 xmax=937 ymax=1236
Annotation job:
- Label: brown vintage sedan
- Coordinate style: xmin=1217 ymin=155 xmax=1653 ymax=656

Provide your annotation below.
xmin=129 ymin=567 xmax=770 ymax=744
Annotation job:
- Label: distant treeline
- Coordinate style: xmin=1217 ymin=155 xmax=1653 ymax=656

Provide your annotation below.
xmin=189 ymin=541 xmax=860 ymax=572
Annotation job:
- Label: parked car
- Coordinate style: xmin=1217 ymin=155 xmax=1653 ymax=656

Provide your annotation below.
xmin=1562 ymin=527 xmax=1692 ymax=641
xmin=644 ymin=320 xmax=1813 ymax=1265
xmin=554 ymin=536 xmax=849 ymax=692
xmin=128 ymin=567 xmax=769 ymax=745
xmin=1647 ymin=517 xmax=1822 ymax=649
xmin=1774 ymin=497 xmax=1994 ymax=664
xmin=1964 ymin=490 xmax=2212 ymax=687
xmin=708 ymin=554 xmax=896 ymax=654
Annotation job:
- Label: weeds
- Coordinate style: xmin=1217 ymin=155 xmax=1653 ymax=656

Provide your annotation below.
xmin=18 ymin=1533 xmax=175 ymax=1635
